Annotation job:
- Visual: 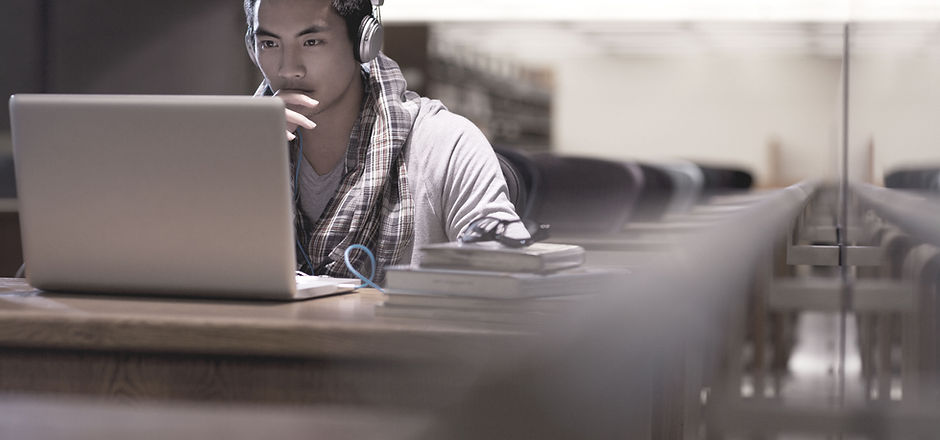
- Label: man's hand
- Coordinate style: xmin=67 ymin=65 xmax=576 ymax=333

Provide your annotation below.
xmin=274 ymin=90 xmax=318 ymax=141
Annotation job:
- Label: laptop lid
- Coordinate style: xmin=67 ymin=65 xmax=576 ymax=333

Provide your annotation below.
xmin=10 ymin=94 xmax=308 ymax=299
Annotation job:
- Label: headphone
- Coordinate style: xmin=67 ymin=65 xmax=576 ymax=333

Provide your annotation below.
xmin=357 ymin=0 xmax=385 ymax=63
xmin=245 ymin=0 xmax=384 ymax=66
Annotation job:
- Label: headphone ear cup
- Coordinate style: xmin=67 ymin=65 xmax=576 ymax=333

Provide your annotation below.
xmin=357 ymin=15 xmax=383 ymax=63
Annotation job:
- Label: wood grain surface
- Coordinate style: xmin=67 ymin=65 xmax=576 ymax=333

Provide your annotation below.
xmin=0 ymin=278 xmax=536 ymax=406
xmin=0 ymin=278 xmax=530 ymax=361
xmin=0 ymin=394 xmax=429 ymax=440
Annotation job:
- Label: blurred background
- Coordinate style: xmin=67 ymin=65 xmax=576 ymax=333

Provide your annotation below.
xmin=5 ymin=0 xmax=940 ymax=273
xmin=0 ymin=2 xmax=861 ymax=184
xmin=5 ymin=1 xmax=940 ymax=438
xmin=2 ymin=1 xmax=939 ymax=185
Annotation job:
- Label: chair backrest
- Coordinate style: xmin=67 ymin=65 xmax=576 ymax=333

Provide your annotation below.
xmin=495 ymin=151 xmax=528 ymax=221
xmin=696 ymin=163 xmax=754 ymax=192
xmin=900 ymin=244 xmax=940 ymax=375
xmin=880 ymin=229 xmax=918 ymax=279
xmin=657 ymin=160 xmax=704 ymax=215
xmin=885 ymin=167 xmax=940 ymax=192
xmin=632 ymin=163 xmax=675 ymax=221
xmin=0 ymin=155 xmax=16 ymax=198
xmin=528 ymin=154 xmax=644 ymax=234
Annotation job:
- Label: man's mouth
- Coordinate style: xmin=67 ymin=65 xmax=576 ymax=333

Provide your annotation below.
xmin=279 ymin=88 xmax=314 ymax=95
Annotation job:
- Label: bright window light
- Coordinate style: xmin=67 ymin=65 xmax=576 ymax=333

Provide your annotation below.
xmin=383 ymin=0 xmax=940 ymax=22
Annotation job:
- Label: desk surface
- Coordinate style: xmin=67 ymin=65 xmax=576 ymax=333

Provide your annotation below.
xmin=0 ymin=394 xmax=429 ymax=440
xmin=0 ymin=278 xmax=529 ymax=363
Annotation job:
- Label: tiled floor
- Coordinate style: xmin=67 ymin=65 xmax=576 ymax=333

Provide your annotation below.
xmin=778 ymin=311 xmax=866 ymax=407
xmin=724 ymin=311 xmax=871 ymax=440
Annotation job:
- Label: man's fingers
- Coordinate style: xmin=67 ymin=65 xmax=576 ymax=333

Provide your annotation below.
xmin=278 ymin=93 xmax=319 ymax=109
xmin=285 ymin=108 xmax=316 ymax=130
xmin=275 ymin=91 xmax=316 ymax=142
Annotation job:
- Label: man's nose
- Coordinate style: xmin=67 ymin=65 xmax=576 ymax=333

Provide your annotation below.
xmin=278 ymin=46 xmax=305 ymax=79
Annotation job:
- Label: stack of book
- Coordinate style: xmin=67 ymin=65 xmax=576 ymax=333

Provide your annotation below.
xmin=378 ymin=241 xmax=625 ymax=324
xmin=377 ymin=291 xmax=593 ymax=325
xmin=416 ymin=241 xmax=586 ymax=275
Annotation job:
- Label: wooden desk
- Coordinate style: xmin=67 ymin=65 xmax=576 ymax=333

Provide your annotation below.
xmin=0 ymin=278 xmax=530 ymax=408
xmin=0 ymin=394 xmax=429 ymax=440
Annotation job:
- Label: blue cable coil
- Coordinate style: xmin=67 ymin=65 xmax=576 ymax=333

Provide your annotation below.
xmin=344 ymin=244 xmax=384 ymax=292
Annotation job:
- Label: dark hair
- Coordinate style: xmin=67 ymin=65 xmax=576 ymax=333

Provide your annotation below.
xmin=244 ymin=0 xmax=372 ymax=48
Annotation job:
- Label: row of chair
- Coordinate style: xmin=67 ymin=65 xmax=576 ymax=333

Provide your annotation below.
xmin=853 ymin=185 xmax=940 ymax=401
xmin=884 ymin=166 xmax=940 ymax=192
xmin=495 ymin=148 xmax=754 ymax=235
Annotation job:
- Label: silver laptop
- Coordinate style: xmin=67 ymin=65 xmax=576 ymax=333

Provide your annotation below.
xmin=9 ymin=94 xmax=357 ymax=300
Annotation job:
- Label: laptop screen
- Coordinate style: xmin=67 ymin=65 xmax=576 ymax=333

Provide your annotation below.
xmin=10 ymin=94 xmax=302 ymax=298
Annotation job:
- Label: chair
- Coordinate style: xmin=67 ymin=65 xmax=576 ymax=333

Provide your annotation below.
xmin=696 ymin=163 xmax=753 ymax=193
xmin=656 ymin=160 xmax=704 ymax=215
xmin=885 ymin=167 xmax=940 ymax=192
xmin=0 ymin=154 xmax=21 ymax=276
xmin=527 ymin=154 xmax=644 ymax=234
xmin=494 ymin=147 xmax=539 ymax=220
xmin=631 ymin=163 xmax=675 ymax=222
xmin=900 ymin=244 xmax=940 ymax=398
xmin=0 ymin=155 xmax=15 ymax=198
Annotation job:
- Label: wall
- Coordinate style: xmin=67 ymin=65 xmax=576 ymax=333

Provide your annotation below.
xmin=45 ymin=0 xmax=255 ymax=94
xmin=848 ymin=52 xmax=940 ymax=184
xmin=1 ymin=0 xmax=259 ymax=155
xmin=1 ymin=0 xmax=44 ymax=154
xmin=551 ymin=53 xmax=843 ymax=187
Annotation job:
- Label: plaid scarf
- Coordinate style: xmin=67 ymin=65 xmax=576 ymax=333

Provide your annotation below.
xmin=290 ymin=54 xmax=418 ymax=282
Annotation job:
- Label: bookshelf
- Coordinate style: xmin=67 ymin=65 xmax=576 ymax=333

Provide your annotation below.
xmin=385 ymin=24 xmax=553 ymax=152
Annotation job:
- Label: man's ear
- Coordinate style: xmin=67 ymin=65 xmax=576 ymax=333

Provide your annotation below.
xmin=245 ymin=28 xmax=259 ymax=66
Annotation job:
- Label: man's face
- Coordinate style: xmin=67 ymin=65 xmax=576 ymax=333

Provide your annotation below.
xmin=252 ymin=0 xmax=360 ymax=116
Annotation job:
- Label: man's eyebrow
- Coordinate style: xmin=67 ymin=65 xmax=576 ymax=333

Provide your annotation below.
xmin=254 ymin=27 xmax=280 ymax=39
xmin=254 ymin=25 xmax=328 ymax=39
xmin=296 ymin=25 xmax=328 ymax=36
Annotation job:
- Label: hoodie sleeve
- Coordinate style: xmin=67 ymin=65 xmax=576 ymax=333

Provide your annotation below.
xmin=408 ymin=101 xmax=525 ymax=242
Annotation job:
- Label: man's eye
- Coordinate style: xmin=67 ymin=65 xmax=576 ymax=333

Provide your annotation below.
xmin=259 ymin=40 xmax=278 ymax=49
xmin=303 ymin=39 xmax=322 ymax=47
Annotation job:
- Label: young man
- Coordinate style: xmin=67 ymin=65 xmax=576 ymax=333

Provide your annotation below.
xmin=243 ymin=0 xmax=523 ymax=281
